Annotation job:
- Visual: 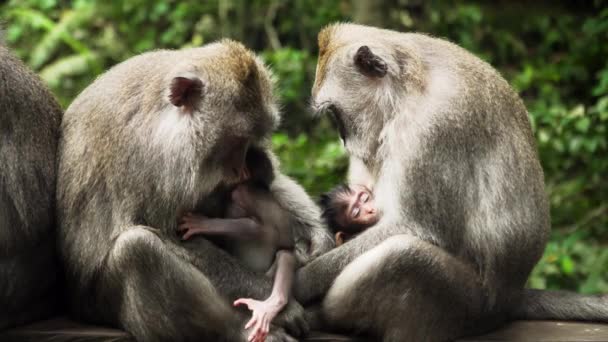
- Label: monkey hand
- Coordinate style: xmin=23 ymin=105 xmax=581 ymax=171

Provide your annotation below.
xmin=234 ymin=297 xmax=284 ymax=342
xmin=177 ymin=213 xmax=209 ymax=240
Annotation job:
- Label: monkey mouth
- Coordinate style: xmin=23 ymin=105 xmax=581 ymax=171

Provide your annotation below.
xmin=311 ymin=100 xmax=348 ymax=141
xmin=327 ymin=104 xmax=348 ymax=142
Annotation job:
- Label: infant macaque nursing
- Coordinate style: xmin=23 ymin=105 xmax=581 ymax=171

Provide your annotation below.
xmin=320 ymin=184 xmax=380 ymax=246
xmin=177 ymin=147 xmax=379 ymax=342
xmin=179 ymin=148 xmax=294 ymax=342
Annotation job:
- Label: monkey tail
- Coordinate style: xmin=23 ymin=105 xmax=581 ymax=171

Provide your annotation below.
xmin=513 ymin=289 xmax=608 ymax=322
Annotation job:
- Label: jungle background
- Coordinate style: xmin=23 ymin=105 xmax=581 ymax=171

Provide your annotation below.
xmin=1 ymin=0 xmax=606 ymax=293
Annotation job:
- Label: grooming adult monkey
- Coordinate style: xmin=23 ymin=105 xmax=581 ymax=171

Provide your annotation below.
xmin=0 ymin=43 xmax=62 ymax=329
xmin=295 ymin=23 xmax=608 ymax=341
xmin=57 ymin=40 xmax=333 ymax=341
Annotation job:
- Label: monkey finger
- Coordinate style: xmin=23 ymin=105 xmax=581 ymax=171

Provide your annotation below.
xmin=247 ymin=329 xmax=257 ymax=342
xmin=261 ymin=318 xmax=270 ymax=335
xmin=254 ymin=332 xmax=267 ymax=342
xmin=234 ymin=298 xmax=253 ymax=309
xmin=248 ymin=321 xmax=263 ymax=341
xmin=253 ymin=319 xmax=265 ymax=341
xmin=244 ymin=315 xmax=257 ymax=330
xmin=181 ymin=231 xmax=193 ymax=240
xmin=180 ymin=218 xmax=195 ymax=226
xmin=255 ymin=330 xmax=268 ymax=342
xmin=256 ymin=330 xmax=267 ymax=342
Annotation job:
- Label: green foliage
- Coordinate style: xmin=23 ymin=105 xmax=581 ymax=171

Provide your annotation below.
xmin=273 ymin=132 xmax=348 ymax=197
xmin=1 ymin=0 xmax=606 ymax=292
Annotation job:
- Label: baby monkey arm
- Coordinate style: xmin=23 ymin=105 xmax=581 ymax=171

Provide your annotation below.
xmin=234 ymin=250 xmax=296 ymax=342
xmin=178 ymin=213 xmax=262 ymax=240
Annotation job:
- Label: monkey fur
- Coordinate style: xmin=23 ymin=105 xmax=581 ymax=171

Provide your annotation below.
xmin=57 ymin=40 xmax=332 ymax=341
xmin=0 ymin=44 xmax=63 ymax=329
xmin=296 ymin=23 xmax=608 ymax=341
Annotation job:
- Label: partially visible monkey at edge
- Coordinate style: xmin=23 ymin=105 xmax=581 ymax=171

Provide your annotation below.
xmin=294 ymin=23 xmax=608 ymax=341
xmin=57 ymin=40 xmax=333 ymax=341
xmin=179 ymin=148 xmax=299 ymax=342
xmin=0 ymin=42 xmax=63 ymax=329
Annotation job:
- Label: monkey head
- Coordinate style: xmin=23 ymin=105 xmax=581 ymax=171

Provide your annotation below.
xmin=140 ymin=40 xmax=281 ymax=203
xmin=310 ymin=24 xmax=425 ymax=170
xmin=320 ymin=184 xmax=379 ymax=235
xmin=60 ymin=40 xmax=282 ymax=211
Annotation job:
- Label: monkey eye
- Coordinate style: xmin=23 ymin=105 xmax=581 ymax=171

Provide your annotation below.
xmin=361 ymin=192 xmax=370 ymax=203
xmin=351 ymin=206 xmax=360 ymax=218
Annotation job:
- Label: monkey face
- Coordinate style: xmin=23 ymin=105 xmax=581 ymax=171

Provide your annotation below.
xmin=310 ymin=24 xmax=423 ymax=165
xmin=311 ymin=26 xmax=386 ymax=147
xmin=335 ymin=185 xmax=379 ymax=232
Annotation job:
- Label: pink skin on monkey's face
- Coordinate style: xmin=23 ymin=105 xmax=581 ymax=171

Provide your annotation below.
xmin=337 ymin=185 xmax=379 ymax=229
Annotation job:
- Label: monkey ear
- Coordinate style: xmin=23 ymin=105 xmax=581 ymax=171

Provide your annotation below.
xmin=169 ymin=77 xmax=204 ymax=109
xmin=335 ymin=232 xmax=346 ymax=246
xmin=354 ymin=46 xmax=388 ymax=78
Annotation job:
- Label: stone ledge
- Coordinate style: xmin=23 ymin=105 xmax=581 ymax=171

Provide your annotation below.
xmin=2 ymin=317 xmax=607 ymax=341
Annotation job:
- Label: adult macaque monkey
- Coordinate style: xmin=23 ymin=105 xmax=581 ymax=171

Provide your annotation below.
xmin=57 ymin=40 xmax=333 ymax=341
xmin=0 ymin=43 xmax=62 ymax=329
xmin=296 ymin=23 xmax=608 ymax=341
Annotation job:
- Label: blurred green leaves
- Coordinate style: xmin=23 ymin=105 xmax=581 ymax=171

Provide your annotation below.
xmin=273 ymin=132 xmax=347 ymax=197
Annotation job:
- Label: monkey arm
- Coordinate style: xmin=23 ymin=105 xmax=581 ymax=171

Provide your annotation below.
xmin=294 ymin=218 xmax=409 ymax=303
xmin=171 ymin=237 xmax=309 ymax=336
xmin=234 ymin=250 xmax=296 ymax=342
xmin=179 ymin=216 xmax=263 ymax=240
xmin=269 ymin=250 xmax=296 ymax=306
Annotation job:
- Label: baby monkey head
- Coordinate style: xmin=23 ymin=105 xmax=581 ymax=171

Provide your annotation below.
xmin=320 ymin=184 xmax=379 ymax=235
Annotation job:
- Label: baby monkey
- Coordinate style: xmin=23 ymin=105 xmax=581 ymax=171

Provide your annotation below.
xmin=179 ymin=148 xmax=295 ymax=342
xmin=319 ymin=184 xmax=380 ymax=246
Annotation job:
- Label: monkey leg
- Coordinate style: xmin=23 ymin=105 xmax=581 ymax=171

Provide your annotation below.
xmin=168 ymin=237 xmax=310 ymax=337
xmin=104 ymin=227 xmax=246 ymax=342
xmin=322 ymin=234 xmax=484 ymax=342
xmin=167 ymin=236 xmax=274 ymax=301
